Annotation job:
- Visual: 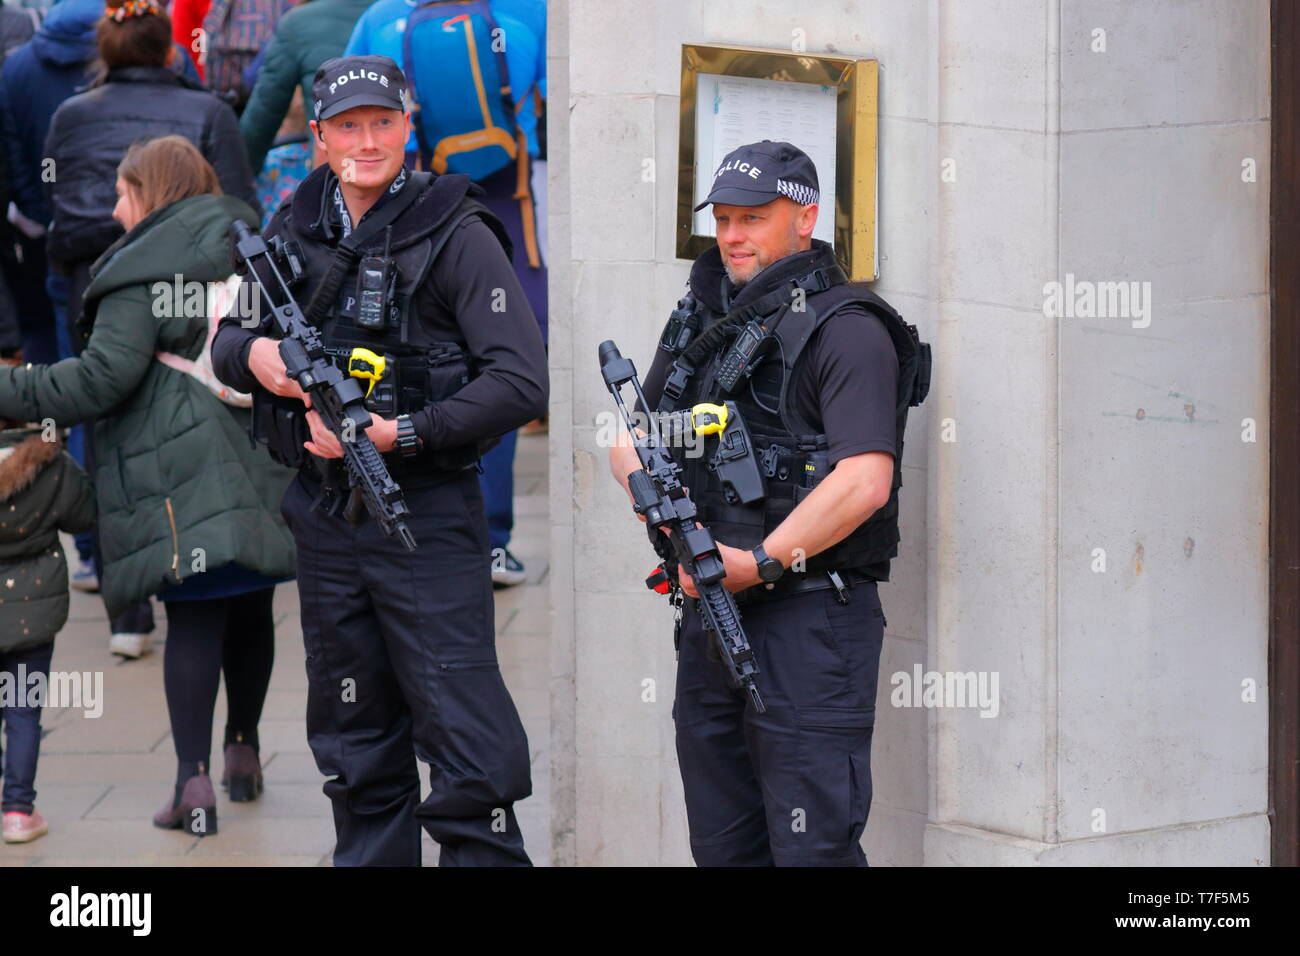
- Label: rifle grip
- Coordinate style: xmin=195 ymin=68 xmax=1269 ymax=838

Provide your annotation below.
xmin=342 ymin=486 xmax=366 ymax=527
xmin=628 ymin=469 xmax=659 ymax=515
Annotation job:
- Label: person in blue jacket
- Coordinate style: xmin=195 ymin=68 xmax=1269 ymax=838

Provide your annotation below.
xmin=345 ymin=0 xmax=543 ymax=161
xmin=346 ymin=0 xmax=546 ymax=588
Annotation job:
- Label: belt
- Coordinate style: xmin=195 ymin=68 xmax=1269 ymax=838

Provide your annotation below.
xmin=733 ymin=567 xmax=877 ymax=607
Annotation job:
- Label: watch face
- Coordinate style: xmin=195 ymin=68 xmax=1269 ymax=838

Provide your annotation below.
xmin=759 ymin=557 xmax=782 ymax=582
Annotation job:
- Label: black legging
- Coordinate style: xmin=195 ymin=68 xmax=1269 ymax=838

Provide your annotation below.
xmin=162 ymin=587 xmax=276 ymax=777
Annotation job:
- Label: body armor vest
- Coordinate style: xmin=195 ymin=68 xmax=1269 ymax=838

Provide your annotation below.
xmin=656 ymin=247 xmax=931 ymax=575
xmin=252 ymin=169 xmax=511 ymax=484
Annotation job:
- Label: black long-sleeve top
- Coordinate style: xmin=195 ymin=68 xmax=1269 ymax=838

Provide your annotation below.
xmin=212 ymin=200 xmax=548 ymax=451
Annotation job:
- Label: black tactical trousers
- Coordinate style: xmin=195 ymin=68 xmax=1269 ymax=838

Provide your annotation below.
xmin=280 ymin=468 xmax=532 ymax=866
xmin=673 ymin=579 xmax=886 ymax=866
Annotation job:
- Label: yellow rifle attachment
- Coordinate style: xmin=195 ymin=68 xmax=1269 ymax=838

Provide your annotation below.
xmin=690 ymin=402 xmax=729 ymax=435
xmin=347 ymin=347 xmax=386 ymax=398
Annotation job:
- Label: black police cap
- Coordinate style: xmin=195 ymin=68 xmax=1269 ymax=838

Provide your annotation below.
xmin=312 ymin=55 xmax=407 ymax=121
xmin=694 ymin=140 xmax=821 ymax=211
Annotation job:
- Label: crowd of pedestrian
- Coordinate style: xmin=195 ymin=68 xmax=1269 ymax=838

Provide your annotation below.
xmin=0 ymin=0 xmax=547 ymax=848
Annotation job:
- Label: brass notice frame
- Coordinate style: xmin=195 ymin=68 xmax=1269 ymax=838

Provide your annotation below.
xmin=677 ymin=43 xmax=880 ymax=281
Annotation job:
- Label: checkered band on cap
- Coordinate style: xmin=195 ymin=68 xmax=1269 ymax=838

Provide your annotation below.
xmin=776 ymin=179 xmax=819 ymax=205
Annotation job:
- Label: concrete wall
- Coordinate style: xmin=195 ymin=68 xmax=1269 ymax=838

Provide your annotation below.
xmin=550 ymin=0 xmax=1271 ymax=865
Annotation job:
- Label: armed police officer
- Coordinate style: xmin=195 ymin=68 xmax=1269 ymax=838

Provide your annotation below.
xmin=608 ymin=141 xmax=929 ymax=866
xmin=212 ymin=56 xmax=547 ymax=866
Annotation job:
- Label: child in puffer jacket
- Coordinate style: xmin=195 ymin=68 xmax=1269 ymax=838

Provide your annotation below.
xmin=0 ymin=365 xmax=96 ymax=844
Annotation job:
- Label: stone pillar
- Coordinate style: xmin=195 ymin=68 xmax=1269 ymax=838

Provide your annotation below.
xmin=551 ymin=0 xmax=1271 ymax=866
xmin=923 ymin=0 xmax=1270 ymax=865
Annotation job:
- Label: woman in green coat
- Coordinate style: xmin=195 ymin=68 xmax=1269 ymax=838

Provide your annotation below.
xmin=0 ymin=136 xmax=296 ymax=836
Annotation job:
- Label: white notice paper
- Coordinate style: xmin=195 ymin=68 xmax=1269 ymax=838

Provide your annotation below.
xmin=693 ymin=72 xmax=839 ymax=245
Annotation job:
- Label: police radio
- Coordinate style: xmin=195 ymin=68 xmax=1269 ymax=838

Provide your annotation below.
xmin=715 ymin=291 xmax=804 ymax=393
xmin=356 ymin=226 xmax=396 ymax=330
xmin=714 ymin=319 xmax=771 ymax=393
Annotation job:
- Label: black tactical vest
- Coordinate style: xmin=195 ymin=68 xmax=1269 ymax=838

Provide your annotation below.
xmin=655 ymin=243 xmax=931 ymax=575
xmin=252 ymin=166 xmax=512 ymax=484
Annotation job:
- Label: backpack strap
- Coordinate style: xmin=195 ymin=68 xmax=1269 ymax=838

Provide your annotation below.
xmin=513 ymin=129 xmax=540 ymax=268
xmin=401 ymin=2 xmax=438 ymax=169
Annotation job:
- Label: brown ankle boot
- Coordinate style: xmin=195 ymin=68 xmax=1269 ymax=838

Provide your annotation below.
xmin=152 ymin=770 xmax=218 ymax=836
xmin=223 ymin=742 xmax=263 ymax=803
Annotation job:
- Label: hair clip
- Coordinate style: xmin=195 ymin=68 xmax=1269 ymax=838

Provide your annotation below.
xmin=106 ymin=0 xmax=161 ymax=23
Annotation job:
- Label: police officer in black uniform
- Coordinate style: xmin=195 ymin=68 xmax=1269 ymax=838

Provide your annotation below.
xmin=609 ymin=141 xmax=929 ymax=866
xmin=212 ymin=56 xmax=547 ymax=866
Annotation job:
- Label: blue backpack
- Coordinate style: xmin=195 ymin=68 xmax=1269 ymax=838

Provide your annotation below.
xmin=402 ymin=0 xmax=522 ymax=182
xmin=401 ymin=0 xmax=540 ymax=268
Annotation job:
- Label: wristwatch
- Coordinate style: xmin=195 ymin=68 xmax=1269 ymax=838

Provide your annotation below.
xmin=394 ymin=414 xmax=423 ymax=458
xmin=752 ymin=544 xmax=784 ymax=586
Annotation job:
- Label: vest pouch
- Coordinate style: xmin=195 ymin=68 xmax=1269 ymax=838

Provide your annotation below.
xmin=387 ymin=348 xmax=482 ymax=473
xmin=422 ymin=350 xmax=473 ymax=407
xmin=425 ymin=346 xmax=486 ymax=469
xmin=752 ymin=439 xmax=819 ymax=494
xmin=700 ymin=503 xmax=768 ymax=553
xmin=789 ymin=450 xmax=829 ymax=502
xmin=348 ymin=347 xmax=473 ymax=416
xmin=912 ymin=337 xmax=932 ymax=406
xmin=897 ymin=326 xmax=932 ymax=409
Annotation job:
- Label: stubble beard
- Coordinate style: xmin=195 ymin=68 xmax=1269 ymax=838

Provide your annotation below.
xmin=723 ymin=223 xmax=806 ymax=288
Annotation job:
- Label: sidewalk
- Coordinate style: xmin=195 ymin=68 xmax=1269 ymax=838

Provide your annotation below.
xmin=0 ymin=430 xmax=551 ymax=867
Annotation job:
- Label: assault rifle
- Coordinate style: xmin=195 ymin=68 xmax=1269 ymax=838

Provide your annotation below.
xmin=230 ymin=220 xmax=417 ymax=551
xmin=598 ymin=340 xmax=765 ymax=713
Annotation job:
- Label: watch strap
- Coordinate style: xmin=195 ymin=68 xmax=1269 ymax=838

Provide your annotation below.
xmin=395 ymin=414 xmax=422 ymax=457
xmin=753 ymin=544 xmax=783 ymax=583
